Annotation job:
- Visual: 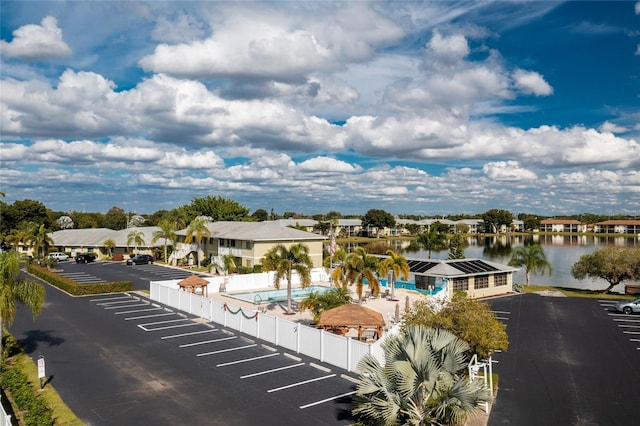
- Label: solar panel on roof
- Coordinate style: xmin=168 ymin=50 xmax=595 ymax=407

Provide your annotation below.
xmin=452 ymin=260 xmax=499 ymax=274
xmin=407 ymin=259 xmax=438 ymax=273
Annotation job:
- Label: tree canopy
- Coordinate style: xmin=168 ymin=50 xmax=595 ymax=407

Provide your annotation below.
xmin=571 ymin=247 xmax=640 ymax=293
xmin=261 ymin=243 xmax=313 ymax=314
xmin=183 ymin=196 xmax=250 ymax=222
xmin=402 ymin=293 xmax=508 ymax=359
xmin=481 ymin=209 xmax=514 ymax=233
xmin=508 ymin=243 xmax=552 ymax=286
xmin=361 ymin=209 xmax=395 ymax=236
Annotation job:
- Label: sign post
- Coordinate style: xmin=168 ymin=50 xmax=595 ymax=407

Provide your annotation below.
xmin=37 ymin=354 xmax=45 ymax=389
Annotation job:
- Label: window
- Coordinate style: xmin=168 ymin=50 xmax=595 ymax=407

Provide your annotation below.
xmin=452 ymin=277 xmax=468 ymax=292
xmin=494 ymin=273 xmax=508 ymax=287
xmin=474 ymin=275 xmax=489 ymax=290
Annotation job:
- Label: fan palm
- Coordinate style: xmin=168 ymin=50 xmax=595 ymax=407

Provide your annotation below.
xmin=344 ymin=247 xmax=380 ymax=300
xmin=261 ymin=243 xmax=312 ymax=314
xmin=353 ymin=325 xmax=491 ymax=426
xmin=508 ymin=243 xmax=553 ymax=286
xmin=0 ymin=251 xmax=46 ymax=359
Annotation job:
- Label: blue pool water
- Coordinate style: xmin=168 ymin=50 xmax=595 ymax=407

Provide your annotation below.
xmin=378 ymin=279 xmax=445 ymax=295
xmin=228 ymin=285 xmax=333 ymax=304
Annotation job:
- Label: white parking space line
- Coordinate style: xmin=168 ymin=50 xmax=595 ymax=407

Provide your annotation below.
xmin=104 ymin=303 xmax=150 ymax=309
xmin=299 ymin=391 xmax=357 ymax=409
xmin=161 ymin=329 xmax=218 ymax=339
xmin=618 ymin=324 xmax=640 ymax=328
xmin=613 ymin=318 xmax=640 ymax=322
xmin=198 ymin=344 xmax=257 ymax=357
xmin=496 ymin=317 xmax=509 ymax=321
xmin=216 ymin=353 xmax=279 ymax=367
xmin=267 ymin=374 xmax=336 ymax=393
xmin=608 ymin=312 xmax=636 ymax=317
xmin=239 ymin=362 xmax=304 ymax=378
xmin=623 ymin=331 xmax=640 ymax=334
xmin=125 ymin=313 xmax=177 ymax=320
xmin=90 ymin=296 xmax=131 ymax=302
xmin=115 ymin=307 xmax=163 ymax=315
xmin=98 ymin=300 xmax=146 ymax=306
xmin=630 ymin=338 xmax=640 ymax=342
xmin=492 ymin=310 xmax=511 ymax=314
xmin=179 ymin=336 xmax=237 ymax=347
xmin=139 ymin=322 xmax=201 ymax=332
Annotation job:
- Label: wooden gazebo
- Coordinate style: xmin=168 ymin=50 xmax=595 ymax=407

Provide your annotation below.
xmin=178 ymin=274 xmax=209 ymax=297
xmin=317 ymin=304 xmax=386 ymax=342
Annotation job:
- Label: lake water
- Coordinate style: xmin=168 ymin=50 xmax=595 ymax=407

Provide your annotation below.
xmin=368 ymin=235 xmax=640 ymax=293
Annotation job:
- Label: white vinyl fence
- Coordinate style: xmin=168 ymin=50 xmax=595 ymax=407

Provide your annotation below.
xmin=150 ymin=280 xmax=388 ymax=372
xmin=0 ymin=395 xmax=11 ymax=426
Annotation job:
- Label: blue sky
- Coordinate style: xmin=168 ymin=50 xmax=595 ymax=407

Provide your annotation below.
xmin=1 ymin=1 xmax=639 ymax=217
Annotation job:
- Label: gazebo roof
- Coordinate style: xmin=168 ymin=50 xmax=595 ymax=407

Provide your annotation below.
xmin=317 ymin=304 xmax=385 ymax=328
xmin=178 ymin=274 xmax=209 ymax=287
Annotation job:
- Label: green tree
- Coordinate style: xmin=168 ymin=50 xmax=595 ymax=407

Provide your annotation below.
xmin=104 ymin=206 xmax=128 ymax=230
xmin=571 ymin=247 xmax=640 ymax=293
xmin=27 ymin=224 xmax=54 ymax=261
xmin=353 ymin=325 xmax=492 ymax=426
xmin=361 ymin=209 xmax=395 ymax=237
xmin=517 ymin=213 xmax=541 ymax=232
xmin=165 ymin=207 xmax=189 ymax=231
xmin=299 ymin=287 xmax=352 ymax=323
xmin=378 ymin=250 xmax=410 ymax=300
xmin=402 ymin=293 xmax=509 ymax=359
xmin=343 ymin=247 xmax=380 ymax=300
xmin=127 ymin=230 xmax=146 ymax=255
xmin=184 ymin=196 xmax=250 ymax=222
xmin=417 ymin=225 xmax=447 ymax=259
xmin=1 ymin=199 xmax=49 ymax=234
xmin=261 ymin=243 xmax=313 ymax=314
xmin=481 ymin=209 xmax=514 ymax=234
xmin=184 ymin=217 xmax=212 ymax=268
xmin=508 ymin=243 xmax=552 ymax=286
xmin=0 ymin=251 xmax=46 ymax=359
xmin=5 ymin=229 xmax=30 ymax=251
xmin=251 ymin=208 xmax=269 ymax=222
xmin=151 ymin=219 xmax=176 ymax=262
xmin=448 ymin=234 xmax=467 ymax=259
xmin=325 ymin=248 xmax=348 ymax=286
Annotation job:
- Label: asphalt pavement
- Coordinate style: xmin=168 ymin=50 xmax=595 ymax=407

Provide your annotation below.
xmin=487 ymin=293 xmax=640 ymax=426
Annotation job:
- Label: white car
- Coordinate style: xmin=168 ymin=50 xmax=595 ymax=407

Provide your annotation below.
xmin=48 ymin=252 xmax=69 ymax=261
xmin=615 ymin=298 xmax=640 ymax=315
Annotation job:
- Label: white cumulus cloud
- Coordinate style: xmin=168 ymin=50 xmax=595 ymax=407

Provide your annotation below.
xmin=0 ymin=16 xmax=72 ymax=60
xmin=512 ymin=69 xmax=553 ymax=96
xmin=483 ymin=161 xmax=538 ymax=181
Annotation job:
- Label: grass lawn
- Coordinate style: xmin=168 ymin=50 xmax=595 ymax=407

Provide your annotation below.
xmin=522 ymin=284 xmax=636 ymax=300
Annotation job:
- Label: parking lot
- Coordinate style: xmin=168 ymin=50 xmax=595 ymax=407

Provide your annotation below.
xmin=10 ymin=274 xmax=357 ymax=425
xmin=487 ymin=294 xmax=640 ymax=426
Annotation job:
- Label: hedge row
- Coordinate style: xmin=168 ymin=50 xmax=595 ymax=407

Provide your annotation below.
xmin=0 ymin=362 xmax=53 ymax=426
xmin=27 ymin=264 xmax=133 ymax=295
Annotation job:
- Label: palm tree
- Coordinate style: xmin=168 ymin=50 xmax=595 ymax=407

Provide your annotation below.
xmin=127 ymin=230 xmax=146 ymax=255
xmin=343 ymin=247 xmax=380 ymax=300
xmin=261 ymin=243 xmax=313 ymax=314
xmin=324 ymin=248 xmax=347 ymax=287
xmin=184 ymin=217 xmax=211 ymax=268
xmin=27 ymin=224 xmax=54 ymax=261
xmin=151 ymin=219 xmax=176 ymax=262
xmin=5 ymin=229 xmax=30 ymax=251
xmin=353 ymin=325 xmax=492 ymax=426
xmin=0 ymin=251 xmax=46 ymax=359
xmin=378 ymin=249 xmax=410 ymax=301
xmin=417 ymin=225 xmax=447 ymax=259
xmin=508 ymin=243 xmax=553 ymax=286
xmin=299 ymin=286 xmax=352 ymax=323
xmin=103 ymin=239 xmax=116 ymax=258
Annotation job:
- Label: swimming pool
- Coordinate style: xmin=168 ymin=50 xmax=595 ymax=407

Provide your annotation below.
xmin=378 ymin=279 xmax=445 ymax=295
xmin=228 ymin=285 xmax=333 ymax=304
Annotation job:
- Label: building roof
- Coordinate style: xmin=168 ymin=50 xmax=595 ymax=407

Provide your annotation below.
xmin=176 ymin=221 xmax=326 ymax=242
xmin=595 ymin=220 xmax=640 ymax=225
xmin=540 ymin=219 xmax=584 ymax=225
xmin=49 ymin=227 xmax=162 ymax=248
xmin=317 ymin=304 xmax=385 ymax=328
xmin=178 ymin=274 xmax=209 ymax=288
xmin=404 ymin=257 xmax=518 ymax=278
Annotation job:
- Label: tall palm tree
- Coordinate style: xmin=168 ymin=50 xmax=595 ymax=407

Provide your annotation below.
xmin=27 ymin=224 xmax=54 ymax=261
xmin=261 ymin=243 xmax=312 ymax=314
xmin=184 ymin=217 xmax=211 ymax=268
xmin=151 ymin=219 xmax=176 ymax=262
xmin=378 ymin=249 xmax=410 ymax=300
xmin=103 ymin=239 xmax=116 ymax=258
xmin=0 ymin=251 xmax=46 ymax=359
xmin=5 ymin=229 xmax=29 ymax=251
xmin=508 ymin=243 xmax=553 ymax=286
xmin=127 ymin=230 xmax=146 ymax=255
xmin=344 ymin=247 xmax=380 ymax=300
xmin=417 ymin=225 xmax=447 ymax=259
xmin=324 ymin=248 xmax=347 ymax=287
xmin=353 ymin=325 xmax=492 ymax=426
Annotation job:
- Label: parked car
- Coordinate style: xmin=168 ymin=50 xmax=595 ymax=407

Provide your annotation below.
xmin=48 ymin=252 xmax=69 ymax=261
xmin=615 ymin=298 xmax=640 ymax=314
xmin=126 ymin=254 xmax=154 ymax=265
xmin=75 ymin=254 xmax=96 ymax=264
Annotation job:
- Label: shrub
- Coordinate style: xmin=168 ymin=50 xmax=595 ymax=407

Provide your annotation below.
xmin=112 ymin=253 xmax=124 ymax=261
xmin=0 ymin=363 xmax=54 ymax=425
xmin=27 ymin=264 xmax=133 ymax=295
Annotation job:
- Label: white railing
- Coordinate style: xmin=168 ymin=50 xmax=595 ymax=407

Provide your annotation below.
xmin=150 ymin=281 xmax=378 ymax=372
xmin=0 ymin=395 xmax=11 ymax=426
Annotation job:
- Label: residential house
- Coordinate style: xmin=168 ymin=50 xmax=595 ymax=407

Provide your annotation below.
xmin=539 ymin=219 xmax=587 ymax=233
xmin=593 ymin=220 xmax=640 ymax=235
xmin=48 ymin=227 xmax=162 ymax=259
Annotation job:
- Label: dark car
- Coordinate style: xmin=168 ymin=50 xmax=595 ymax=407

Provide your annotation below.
xmin=126 ymin=254 xmax=154 ymax=265
xmin=75 ymin=253 xmax=96 ymax=263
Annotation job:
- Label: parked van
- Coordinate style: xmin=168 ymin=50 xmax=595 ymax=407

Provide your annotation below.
xmin=48 ymin=252 xmax=69 ymax=261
